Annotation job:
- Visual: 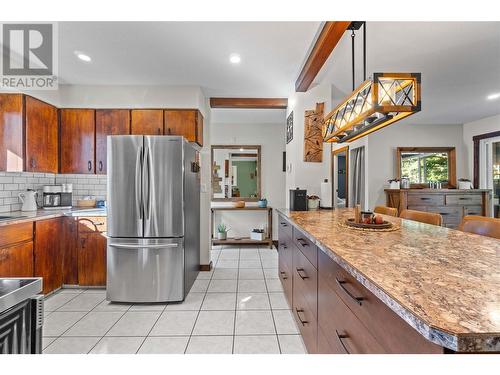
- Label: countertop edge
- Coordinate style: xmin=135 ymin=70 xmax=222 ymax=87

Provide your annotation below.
xmin=0 ymin=208 xmax=107 ymax=226
xmin=276 ymin=208 xmax=498 ymax=353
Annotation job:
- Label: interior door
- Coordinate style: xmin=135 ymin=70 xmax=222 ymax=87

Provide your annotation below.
xmin=480 ymin=136 xmax=500 ymax=217
xmin=143 ymin=136 xmax=184 ymax=238
xmin=107 ymin=135 xmax=144 ymax=237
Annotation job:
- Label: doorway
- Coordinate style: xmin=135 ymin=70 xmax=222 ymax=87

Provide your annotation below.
xmin=479 ymin=136 xmax=500 ymax=218
xmin=332 ymin=146 xmax=349 ymax=208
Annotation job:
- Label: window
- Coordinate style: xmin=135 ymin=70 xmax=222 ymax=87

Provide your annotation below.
xmin=397 ymin=147 xmax=456 ymax=188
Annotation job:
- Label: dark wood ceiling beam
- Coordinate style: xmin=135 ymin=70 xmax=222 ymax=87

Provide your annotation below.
xmin=295 ymin=21 xmax=352 ymax=92
xmin=209 ymin=97 xmax=288 ymax=109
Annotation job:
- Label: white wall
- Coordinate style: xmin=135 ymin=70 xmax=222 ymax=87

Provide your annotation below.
xmin=463 ymin=114 xmax=500 ymax=179
xmin=210 ymin=121 xmax=286 ymax=240
xmin=367 ymin=122 xmax=467 ymax=207
xmin=285 ymin=83 xmax=333 ymax=207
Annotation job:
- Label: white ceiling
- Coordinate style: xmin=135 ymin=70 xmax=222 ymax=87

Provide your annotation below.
xmin=315 ymin=22 xmax=500 ymax=124
xmin=58 ymin=21 xmax=320 ymax=97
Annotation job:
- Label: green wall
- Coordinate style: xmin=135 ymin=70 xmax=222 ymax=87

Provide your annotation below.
xmin=233 ymin=160 xmax=257 ymax=197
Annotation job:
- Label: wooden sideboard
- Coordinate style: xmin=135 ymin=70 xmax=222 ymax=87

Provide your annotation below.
xmin=385 ymin=189 xmax=492 ymax=228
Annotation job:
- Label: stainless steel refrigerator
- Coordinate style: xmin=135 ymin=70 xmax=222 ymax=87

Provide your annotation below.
xmin=106 ymin=135 xmax=200 ymax=303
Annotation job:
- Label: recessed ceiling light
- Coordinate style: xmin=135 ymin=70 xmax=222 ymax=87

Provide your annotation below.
xmin=74 ymin=51 xmax=91 ymax=62
xmin=487 ymin=92 xmax=500 ymax=100
xmin=229 ymin=53 xmax=241 ymax=64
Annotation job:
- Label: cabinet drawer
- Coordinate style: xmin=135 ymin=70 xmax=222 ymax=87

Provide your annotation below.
xmin=293 ymin=248 xmax=318 ymax=353
xmin=464 ymin=205 xmax=483 ymax=216
xmin=446 ymin=194 xmax=482 ymax=206
xmin=278 ymin=258 xmax=293 ymax=309
xmin=426 ymin=206 xmax=462 ymax=225
xmin=278 ymin=235 xmax=293 ymax=272
xmin=0 ymin=222 xmax=33 ymax=248
xmin=318 ymin=251 xmax=442 ymax=353
xmin=407 ymin=194 xmax=444 ymax=206
xmin=77 ymin=216 xmax=107 ymax=233
xmin=318 ymin=267 xmax=383 ymax=354
xmin=292 ymin=227 xmax=317 ymax=268
xmin=277 ymin=214 xmax=292 ymax=239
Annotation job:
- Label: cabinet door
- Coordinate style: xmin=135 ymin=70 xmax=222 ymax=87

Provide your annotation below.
xmin=0 ymin=94 xmax=24 ymax=171
xmin=78 ymin=232 xmax=107 ymax=286
xmin=62 ymin=217 xmax=79 ymax=285
xmin=164 ymin=110 xmax=202 ymax=144
xmin=34 ymin=218 xmax=63 ymax=294
xmin=25 ymin=96 xmax=58 ymax=173
xmin=96 ymin=109 xmax=130 ymax=174
xmin=60 ymin=109 xmax=95 ymax=174
xmin=0 ymin=241 xmax=34 ymax=277
xmin=131 ymin=109 xmax=163 ymax=135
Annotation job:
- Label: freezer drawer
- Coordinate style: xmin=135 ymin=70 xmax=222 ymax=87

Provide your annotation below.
xmin=106 ymin=238 xmax=184 ymax=303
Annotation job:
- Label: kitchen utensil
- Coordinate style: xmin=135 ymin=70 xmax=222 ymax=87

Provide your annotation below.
xmin=18 ymin=190 xmax=38 ymax=212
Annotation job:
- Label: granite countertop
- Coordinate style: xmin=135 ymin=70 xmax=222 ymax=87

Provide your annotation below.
xmin=277 ymin=208 xmax=500 ymax=353
xmin=384 ymin=188 xmax=492 ymax=193
xmin=0 ymin=208 xmax=107 ymax=227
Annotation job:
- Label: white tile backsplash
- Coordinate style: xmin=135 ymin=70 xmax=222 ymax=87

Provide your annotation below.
xmin=0 ymin=172 xmax=107 ymax=212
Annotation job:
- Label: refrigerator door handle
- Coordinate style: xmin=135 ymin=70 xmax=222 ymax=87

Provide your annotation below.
xmin=135 ymin=146 xmax=143 ymax=220
xmin=108 ymin=243 xmax=178 ymax=249
xmin=144 ymin=147 xmax=152 ymax=219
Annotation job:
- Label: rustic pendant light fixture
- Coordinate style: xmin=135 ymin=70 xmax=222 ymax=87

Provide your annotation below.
xmin=322 ymin=22 xmax=421 ymax=143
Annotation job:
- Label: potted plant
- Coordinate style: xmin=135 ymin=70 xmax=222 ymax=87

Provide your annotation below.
xmin=217 ymin=223 xmax=229 ymax=240
xmin=307 ymin=195 xmax=320 ymax=211
xmin=258 ymin=197 xmax=268 ymax=208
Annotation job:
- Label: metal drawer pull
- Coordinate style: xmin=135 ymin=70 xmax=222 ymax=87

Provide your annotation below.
xmin=280 ymin=222 xmax=288 ymax=227
xmin=297 ymin=238 xmax=309 ymax=247
xmin=420 ymin=197 xmax=431 ymax=200
xmin=109 ymin=243 xmax=178 ymax=249
xmin=295 ymin=308 xmax=308 ymax=326
xmin=458 ymin=197 xmax=470 ymax=200
xmin=280 ymin=243 xmax=287 ymax=249
xmin=335 ymin=278 xmax=364 ymax=305
xmin=296 ymin=268 xmax=309 ymax=280
xmin=280 ymin=271 xmax=288 ymax=280
xmin=335 ymin=330 xmax=350 ymax=354
xmin=439 ymin=213 xmax=450 ymax=216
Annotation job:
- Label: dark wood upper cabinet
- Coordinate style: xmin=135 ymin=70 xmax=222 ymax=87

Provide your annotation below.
xmin=0 ymin=94 xmax=24 ymax=171
xmin=25 ymin=96 xmax=59 ymax=173
xmin=60 ymin=109 xmax=96 ymax=174
xmin=96 ymin=109 xmax=130 ymax=174
xmin=131 ymin=109 xmax=163 ymax=135
xmin=164 ymin=109 xmax=203 ymax=146
xmin=34 ymin=218 xmax=63 ymax=294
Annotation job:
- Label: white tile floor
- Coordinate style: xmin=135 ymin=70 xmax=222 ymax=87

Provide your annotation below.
xmin=42 ymin=245 xmax=307 ymax=354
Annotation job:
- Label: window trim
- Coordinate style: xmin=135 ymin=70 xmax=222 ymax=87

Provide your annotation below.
xmin=396 ymin=147 xmax=457 ymax=188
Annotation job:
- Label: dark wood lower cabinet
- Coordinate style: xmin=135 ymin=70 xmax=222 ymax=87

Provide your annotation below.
xmin=292 ymin=247 xmax=318 ymax=353
xmin=0 ymin=242 xmax=34 ymax=277
xmin=278 ymin=215 xmax=445 ymax=354
xmin=62 ymin=217 xmax=79 ymax=285
xmin=34 ymin=218 xmax=64 ymax=294
xmin=78 ymin=232 xmax=106 ymax=286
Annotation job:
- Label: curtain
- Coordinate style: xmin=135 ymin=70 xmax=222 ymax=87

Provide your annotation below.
xmin=351 ymin=147 xmax=365 ymax=208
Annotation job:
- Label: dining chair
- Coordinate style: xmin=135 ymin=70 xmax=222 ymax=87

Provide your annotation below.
xmin=399 ymin=209 xmax=442 ymax=226
xmin=458 ymin=215 xmax=500 ymax=240
xmin=374 ymin=206 xmax=398 ymax=217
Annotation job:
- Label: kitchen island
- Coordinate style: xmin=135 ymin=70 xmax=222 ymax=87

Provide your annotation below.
xmin=277 ymin=208 xmax=500 ymax=353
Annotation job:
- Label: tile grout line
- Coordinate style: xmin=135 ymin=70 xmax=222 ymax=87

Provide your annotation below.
xmin=260 ymin=245 xmax=283 ymax=354
xmin=135 ymin=303 xmax=168 ymax=354
xmin=231 ymin=246 xmax=241 ymax=354
xmin=183 ymin=245 xmax=219 ymax=354
xmin=43 ymin=289 xmax=107 ymax=352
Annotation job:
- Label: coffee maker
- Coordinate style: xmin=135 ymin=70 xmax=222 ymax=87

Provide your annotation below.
xmin=42 ymin=184 xmax=73 ymax=210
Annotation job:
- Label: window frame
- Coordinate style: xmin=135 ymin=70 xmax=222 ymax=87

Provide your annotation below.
xmin=396 ymin=147 xmax=457 ymax=188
